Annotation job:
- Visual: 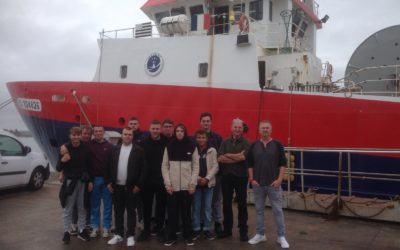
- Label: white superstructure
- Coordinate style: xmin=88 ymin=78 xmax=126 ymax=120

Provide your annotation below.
xmin=93 ymin=0 xmax=326 ymax=91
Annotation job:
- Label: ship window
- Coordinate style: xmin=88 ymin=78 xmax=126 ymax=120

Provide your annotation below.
xmin=269 ymin=1 xmax=273 ymax=22
xmin=199 ymin=63 xmax=208 ymax=78
xmin=171 ymin=7 xmax=186 ymax=16
xmin=155 ymin=11 xmax=170 ymax=24
xmin=120 ymin=65 xmax=127 ymax=79
xmin=249 ymin=0 xmax=263 ymax=21
xmin=233 ymin=4 xmax=245 ymax=23
xmin=52 ymin=95 xmax=65 ymax=102
xmin=190 ymin=5 xmax=204 ymax=16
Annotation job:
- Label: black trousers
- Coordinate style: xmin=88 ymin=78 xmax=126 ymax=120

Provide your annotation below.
xmin=113 ymin=185 xmax=138 ymax=237
xmin=221 ymin=174 xmax=248 ymax=234
xmin=141 ymin=184 xmax=167 ymax=232
xmin=166 ymin=191 xmax=192 ymax=240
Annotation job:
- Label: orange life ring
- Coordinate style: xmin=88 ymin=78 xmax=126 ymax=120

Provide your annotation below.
xmin=239 ymin=15 xmax=249 ymax=33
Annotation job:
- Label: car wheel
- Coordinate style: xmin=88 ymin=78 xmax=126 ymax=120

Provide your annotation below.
xmin=29 ymin=168 xmax=45 ymax=190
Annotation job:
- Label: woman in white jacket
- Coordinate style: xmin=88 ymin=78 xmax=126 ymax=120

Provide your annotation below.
xmin=161 ymin=124 xmax=198 ymax=246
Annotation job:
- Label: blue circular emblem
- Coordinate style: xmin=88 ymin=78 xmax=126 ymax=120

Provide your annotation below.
xmin=145 ymin=53 xmax=164 ymax=76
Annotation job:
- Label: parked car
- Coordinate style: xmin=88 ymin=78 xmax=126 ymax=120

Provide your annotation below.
xmin=0 ymin=129 xmax=50 ymax=190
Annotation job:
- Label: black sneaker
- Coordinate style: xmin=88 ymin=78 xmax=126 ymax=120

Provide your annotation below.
xmin=151 ymin=226 xmax=162 ymax=236
xmin=192 ymin=230 xmax=201 ymax=241
xmin=137 ymin=231 xmax=150 ymax=242
xmin=204 ymin=230 xmax=215 ymax=240
xmin=185 ymin=238 xmax=194 ymax=246
xmin=62 ymin=232 xmax=70 ymax=244
xmin=164 ymin=238 xmax=176 ymax=246
xmin=157 ymin=231 xmax=166 ymax=243
xmin=240 ymin=234 xmax=249 ymax=242
xmin=217 ymin=230 xmax=232 ymax=239
xmin=78 ymin=229 xmax=91 ymax=242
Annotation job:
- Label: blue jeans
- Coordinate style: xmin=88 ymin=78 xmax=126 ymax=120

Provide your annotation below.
xmin=90 ymin=177 xmax=112 ymax=229
xmin=212 ymin=175 xmax=223 ymax=224
xmin=192 ymin=187 xmax=214 ymax=231
xmin=253 ymin=185 xmax=286 ymax=237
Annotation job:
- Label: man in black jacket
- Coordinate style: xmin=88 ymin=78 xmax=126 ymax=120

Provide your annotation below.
xmin=137 ymin=120 xmax=169 ymax=241
xmin=105 ymin=127 xmax=147 ymax=247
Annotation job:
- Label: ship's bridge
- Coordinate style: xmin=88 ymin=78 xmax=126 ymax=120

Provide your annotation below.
xmin=140 ymin=0 xmax=323 ymax=54
xmin=94 ymin=0 xmax=326 ymax=91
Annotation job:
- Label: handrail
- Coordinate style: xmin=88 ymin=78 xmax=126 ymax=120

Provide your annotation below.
xmin=97 ymin=16 xmax=310 ymax=53
xmin=286 ymin=147 xmax=400 ymax=153
xmin=334 ymin=64 xmax=400 ymax=86
xmin=284 ymin=147 xmax=400 ymax=198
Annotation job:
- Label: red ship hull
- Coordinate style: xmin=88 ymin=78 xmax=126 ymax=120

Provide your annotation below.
xmin=7 ymin=81 xmax=400 ymax=198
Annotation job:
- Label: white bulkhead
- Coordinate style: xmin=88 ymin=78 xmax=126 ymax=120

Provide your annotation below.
xmin=93 ymin=0 xmax=325 ymax=91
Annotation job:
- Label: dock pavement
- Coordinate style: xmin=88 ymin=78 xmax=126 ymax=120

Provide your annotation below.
xmin=0 ymin=174 xmax=399 ymax=250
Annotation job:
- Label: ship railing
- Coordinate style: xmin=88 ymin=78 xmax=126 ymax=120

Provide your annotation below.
xmin=99 ymin=26 xmax=161 ymax=39
xmin=284 ymin=147 xmax=400 ymax=201
xmin=288 ymin=82 xmax=340 ymax=93
xmin=98 ymin=16 xmax=311 ymax=53
xmin=329 ymin=64 xmax=400 ymax=97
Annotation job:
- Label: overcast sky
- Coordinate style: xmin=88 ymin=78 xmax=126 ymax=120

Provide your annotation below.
xmin=0 ymin=0 xmax=399 ymax=129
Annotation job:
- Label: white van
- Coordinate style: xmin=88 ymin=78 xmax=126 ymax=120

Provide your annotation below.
xmin=0 ymin=130 xmax=49 ymax=190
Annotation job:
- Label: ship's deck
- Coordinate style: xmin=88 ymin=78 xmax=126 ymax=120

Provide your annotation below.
xmin=0 ymin=174 xmax=399 ymax=250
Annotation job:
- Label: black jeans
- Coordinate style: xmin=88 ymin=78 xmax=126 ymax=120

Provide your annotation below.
xmin=221 ymin=174 xmax=248 ymax=234
xmin=141 ymin=184 xmax=167 ymax=232
xmin=166 ymin=191 xmax=192 ymax=240
xmin=113 ymin=185 xmax=138 ymax=237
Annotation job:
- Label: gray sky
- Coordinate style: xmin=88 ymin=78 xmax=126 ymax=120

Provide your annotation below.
xmin=0 ymin=0 xmax=399 ymax=129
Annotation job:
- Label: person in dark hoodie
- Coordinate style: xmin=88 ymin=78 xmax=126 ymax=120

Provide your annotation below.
xmin=57 ymin=126 xmax=91 ymax=244
xmin=105 ymin=127 xmax=147 ymax=247
xmin=137 ymin=120 xmax=169 ymax=241
xmin=161 ymin=124 xmax=199 ymax=247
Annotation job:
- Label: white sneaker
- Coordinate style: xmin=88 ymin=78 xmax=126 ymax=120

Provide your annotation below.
xmin=90 ymin=228 xmax=99 ymax=238
xmin=248 ymin=234 xmax=267 ymax=245
xmin=127 ymin=236 xmax=135 ymax=247
xmin=277 ymin=236 xmax=290 ymax=248
xmin=102 ymin=229 xmax=110 ymax=238
xmin=107 ymin=235 xmax=123 ymax=245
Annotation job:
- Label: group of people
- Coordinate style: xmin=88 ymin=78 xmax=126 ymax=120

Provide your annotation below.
xmin=57 ymin=113 xmax=290 ymax=248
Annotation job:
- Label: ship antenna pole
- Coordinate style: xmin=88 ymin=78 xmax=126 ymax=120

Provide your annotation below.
xmin=97 ymin=29 xmax=105 ymax=82
xmin=256 ymin=87 xmax=265 ymax=139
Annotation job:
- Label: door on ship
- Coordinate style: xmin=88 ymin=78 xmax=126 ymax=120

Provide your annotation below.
xmin=214 ymin=6 xmax=229 ymax=34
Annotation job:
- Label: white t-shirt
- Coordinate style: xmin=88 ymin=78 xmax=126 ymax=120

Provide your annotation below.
xmin=116 ymin=143 xmax=132 ymax=185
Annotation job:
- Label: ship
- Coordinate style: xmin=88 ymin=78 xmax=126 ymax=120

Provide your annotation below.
xmin=6 ymin=0 xmax=400 ymax=221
